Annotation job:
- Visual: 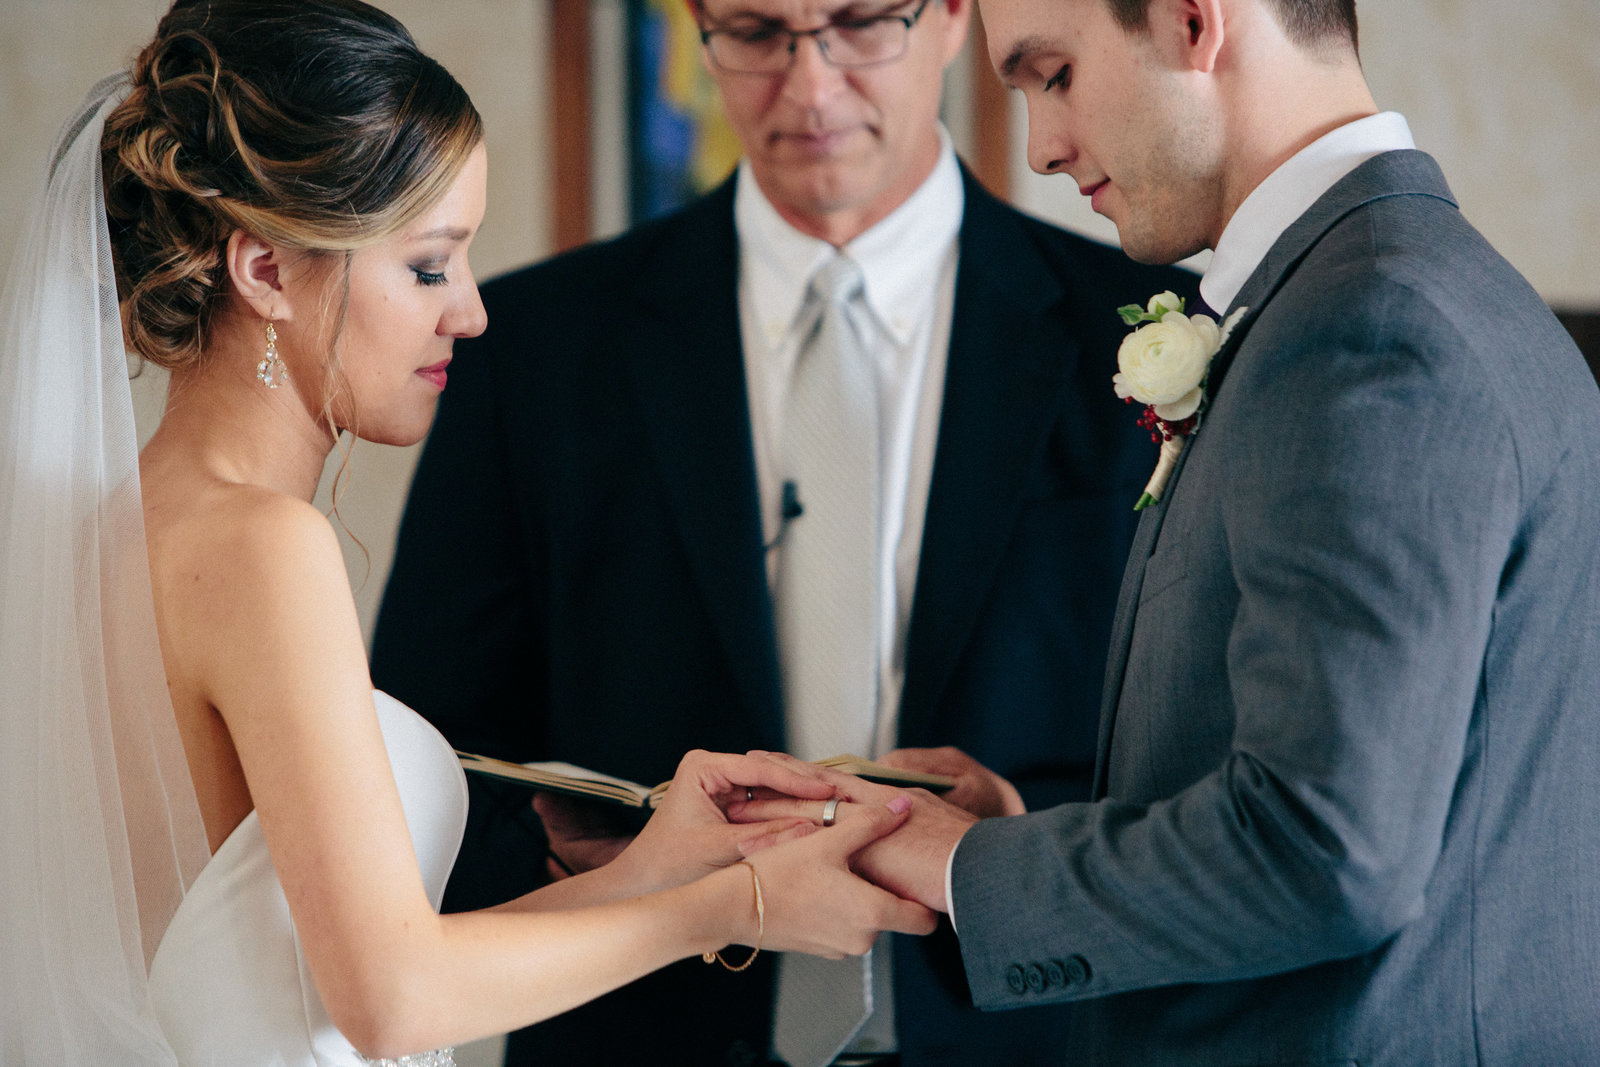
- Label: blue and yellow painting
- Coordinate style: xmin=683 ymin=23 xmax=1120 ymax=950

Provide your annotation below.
xmin=629 ymin=0 xmax=742 ymax=221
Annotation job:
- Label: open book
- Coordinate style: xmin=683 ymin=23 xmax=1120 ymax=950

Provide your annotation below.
xmin=455 ymin=751 xmax=954 ymax=810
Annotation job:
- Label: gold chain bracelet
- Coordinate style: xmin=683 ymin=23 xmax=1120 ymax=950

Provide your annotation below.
xmin=702 ymin=859 xmax=764 ymax=972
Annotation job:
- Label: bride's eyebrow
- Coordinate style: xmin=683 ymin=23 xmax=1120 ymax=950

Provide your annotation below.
xmin=409 ymin=226 xmax=472 ymax=243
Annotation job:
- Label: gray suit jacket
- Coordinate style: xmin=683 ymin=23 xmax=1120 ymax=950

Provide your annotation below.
xmin=949 ymin=150 xmax=1600 ymax=1065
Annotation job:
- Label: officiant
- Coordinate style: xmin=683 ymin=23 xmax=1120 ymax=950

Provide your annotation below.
xmin=372 ymin=0 xmax=1192 ymax=1063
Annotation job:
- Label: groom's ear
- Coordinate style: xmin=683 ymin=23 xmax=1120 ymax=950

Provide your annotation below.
xmin=224 ymin=230 xmax=291 ymax=322
xmin=1151 ymin=0 xmax=1226 ymax=74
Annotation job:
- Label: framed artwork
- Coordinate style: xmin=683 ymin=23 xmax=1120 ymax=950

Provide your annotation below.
xmin=627 ymin=0 xmax=741 ymax=222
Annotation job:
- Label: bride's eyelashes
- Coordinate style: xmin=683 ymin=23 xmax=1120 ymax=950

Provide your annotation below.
xmin=410 ymin=264 xmax=449 ymax=287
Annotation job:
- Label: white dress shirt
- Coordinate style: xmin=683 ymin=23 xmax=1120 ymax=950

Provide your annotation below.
xmin=735 ymin=130 xmax=965 ymax=760
xmin=945 ymin=111 xmax=1418 ymax=922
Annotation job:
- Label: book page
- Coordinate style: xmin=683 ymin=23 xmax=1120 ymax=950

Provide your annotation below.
xmin=456 ymin=751 xmax=954 ymax=808
xmin=455 ymin=752 xmax=653 ymax=807
xmin=521 ymin=760 xmax=652 ymax=794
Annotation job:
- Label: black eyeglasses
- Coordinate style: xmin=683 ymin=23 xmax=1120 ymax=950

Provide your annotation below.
xmin=699 ymin=0 xmax=933 ymax=74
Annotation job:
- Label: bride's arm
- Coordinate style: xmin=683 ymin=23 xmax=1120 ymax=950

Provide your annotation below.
xmin=171 ymin=496 xmax=933 ymax=1059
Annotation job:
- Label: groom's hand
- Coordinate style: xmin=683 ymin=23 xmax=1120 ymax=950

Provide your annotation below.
xmin=531 ymin=793 xmax=635 ymax=880
xmin=839 ymin=786 xmax=977 ymax=914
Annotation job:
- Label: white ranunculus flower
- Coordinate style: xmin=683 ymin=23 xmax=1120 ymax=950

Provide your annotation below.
xmin=1113 ymin=312 xmax=1222 ymax=406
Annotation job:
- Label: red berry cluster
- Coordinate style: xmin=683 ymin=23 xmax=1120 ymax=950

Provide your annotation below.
xmin=1126 ymin=398 xmax=1198 ymax=443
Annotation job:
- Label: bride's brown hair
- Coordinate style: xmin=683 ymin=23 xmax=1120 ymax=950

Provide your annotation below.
xmin=101 ymin=0 xmax=484 ymax=371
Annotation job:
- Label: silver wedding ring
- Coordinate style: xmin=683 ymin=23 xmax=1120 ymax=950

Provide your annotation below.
xmin=821 ymin=797 xmax=840 ymax=827
xmin=745 ymin=787 xmax=754 ymax=803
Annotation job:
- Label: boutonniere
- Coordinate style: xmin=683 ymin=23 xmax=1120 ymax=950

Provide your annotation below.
xmin=1114 ymin=290 xmax=1246 ymax=510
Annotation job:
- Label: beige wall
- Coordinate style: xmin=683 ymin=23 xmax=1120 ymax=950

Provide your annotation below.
xmin=3 ymin=0 xmax=1596 ymax=648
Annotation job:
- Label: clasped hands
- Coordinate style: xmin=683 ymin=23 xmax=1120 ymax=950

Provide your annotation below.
xmin=535 ymin=746 xmax=1023 ymax=956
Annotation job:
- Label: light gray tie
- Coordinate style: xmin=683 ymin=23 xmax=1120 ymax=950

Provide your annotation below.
xmin=772 ymin=254 xmax=879 ymax=1067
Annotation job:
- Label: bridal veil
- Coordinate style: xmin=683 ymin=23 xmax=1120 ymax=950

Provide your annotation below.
xmin=0 ymin=74 xmax=210 ymax=1062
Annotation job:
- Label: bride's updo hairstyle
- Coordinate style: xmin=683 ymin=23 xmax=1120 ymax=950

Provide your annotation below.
xmin=101 ymin=0 xmax=484 ymax=370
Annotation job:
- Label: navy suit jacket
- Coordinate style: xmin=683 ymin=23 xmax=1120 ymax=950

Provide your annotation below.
xmin=372 ymin=169 xmax=1195 ymax=1066
xmin=950 ymin=151 xmax=1600 ymax=1065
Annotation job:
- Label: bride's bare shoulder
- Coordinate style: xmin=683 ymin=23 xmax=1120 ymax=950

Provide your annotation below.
xmin=144 ymin=479 xmax=353 ymax=666
xmin=148 ymin=480 xmax=339 ymax=582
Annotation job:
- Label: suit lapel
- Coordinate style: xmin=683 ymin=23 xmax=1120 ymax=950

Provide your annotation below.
xmin=620 ymin=183 xmax=785 ymax=744
xmin=1090 ymin=150 xmax=1459 ymax=794
xmin=1089 ymin=305 xmax=1255 ymax=796
xmin=897 ymin=174 xmax=1078 ymax=744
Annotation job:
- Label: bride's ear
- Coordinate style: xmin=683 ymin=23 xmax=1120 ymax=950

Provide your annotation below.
xmin=225 ymin=230 xmax=290 ymax=322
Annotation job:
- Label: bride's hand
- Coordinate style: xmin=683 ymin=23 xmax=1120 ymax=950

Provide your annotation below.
xmin=606 ymin=749 xmax=839 ymax=895
xmin=728 ymin=797 xmax=939 ymax=958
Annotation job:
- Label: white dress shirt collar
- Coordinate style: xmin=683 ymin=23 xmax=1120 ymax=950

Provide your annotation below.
xmin=1201 ymin=112 xmax=1415 ymax=314
xmin=734 ymin=126 xmax=964 ymax=352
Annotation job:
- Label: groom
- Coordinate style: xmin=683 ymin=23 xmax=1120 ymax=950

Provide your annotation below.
xmin=839 ymin=0 xmax=1600 ymax=1062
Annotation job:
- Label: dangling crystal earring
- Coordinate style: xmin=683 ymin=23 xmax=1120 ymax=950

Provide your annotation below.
xmin=256 ymin=321 xmax=289 ymax=389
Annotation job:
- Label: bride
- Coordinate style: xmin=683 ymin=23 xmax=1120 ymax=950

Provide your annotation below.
xmin=0 ymin=1 xmax=934 ymax=1063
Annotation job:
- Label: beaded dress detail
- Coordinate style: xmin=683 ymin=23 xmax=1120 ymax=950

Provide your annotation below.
xmin=366 ymin=1051 xmax=457 ymax=1067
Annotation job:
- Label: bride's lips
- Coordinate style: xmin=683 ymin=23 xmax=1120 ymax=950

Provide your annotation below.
xmin=416 ymin=359 xmax=450 ymax=390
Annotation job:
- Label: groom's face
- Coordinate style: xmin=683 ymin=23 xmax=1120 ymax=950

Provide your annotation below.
xmin=981 ymin=0 xmax=1225 ymax=263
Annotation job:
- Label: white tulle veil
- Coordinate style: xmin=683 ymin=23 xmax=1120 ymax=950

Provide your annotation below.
xmin=0 ymin=73 xmax=210 ymax=1062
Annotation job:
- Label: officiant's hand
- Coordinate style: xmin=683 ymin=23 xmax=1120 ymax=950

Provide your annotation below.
xmin=531 ymin=793 xmax=635 ymax=880
xmin=877 ymin=745 xmax=1026 ymax=818
xmin=605 ymin=749 xmax=840 ymax=897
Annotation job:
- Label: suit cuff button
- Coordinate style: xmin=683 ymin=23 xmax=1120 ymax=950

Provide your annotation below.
xmin=1044 ymin=960 xmax=1068 ymax=988
xmin=1005 ymin=964 xmax=1027 ymax=994
xmin=1025 ymin=964 xmax=1047 ymax=993
xmin=1065 ymin=954 xmax=1092 ymax=985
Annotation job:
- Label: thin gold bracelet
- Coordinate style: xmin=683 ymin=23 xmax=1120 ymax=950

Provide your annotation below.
xmin=702 ymin=859 xmax=764 ymax=972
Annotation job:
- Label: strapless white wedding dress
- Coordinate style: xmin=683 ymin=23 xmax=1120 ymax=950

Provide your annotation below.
xmin=149 ymin=692 xmax=467 ymax=1066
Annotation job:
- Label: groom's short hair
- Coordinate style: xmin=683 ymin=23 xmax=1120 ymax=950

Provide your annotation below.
xmin=1102 ymin=0 xmax=1358 ymax=54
